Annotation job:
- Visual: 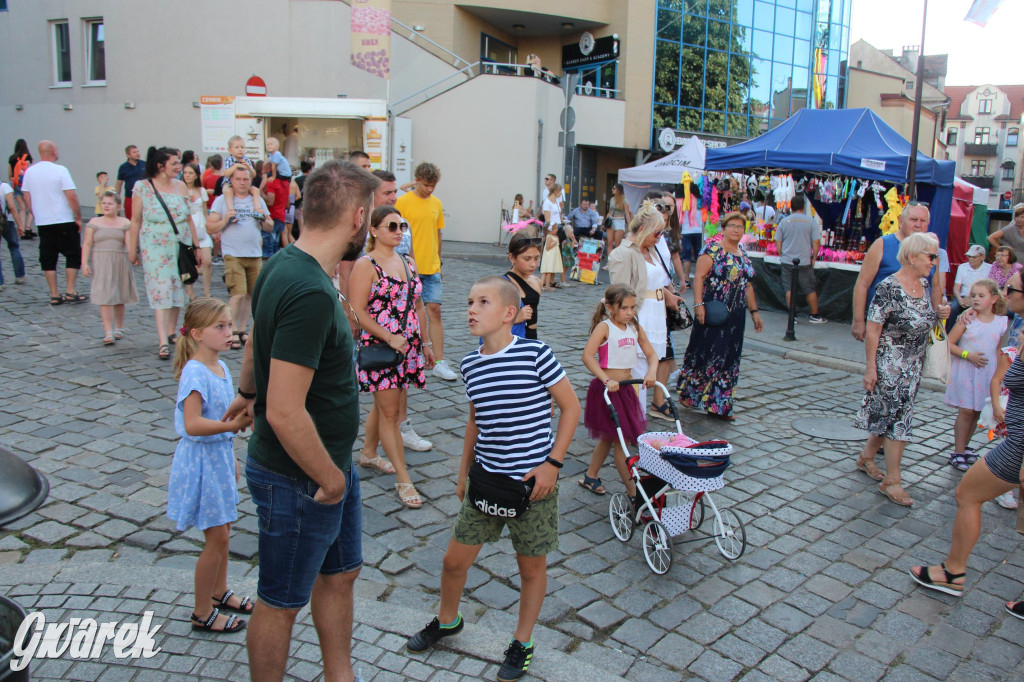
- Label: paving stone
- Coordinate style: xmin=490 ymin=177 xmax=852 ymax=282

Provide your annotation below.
xmin=610 ymin=618 xmax=666 ymax=652
xmin=761 ymin=602 xmax=814 ymax=634
xmin=648 ymin=632 xmax=703 ymax=670
xmin=22 ymin=520 xmax=77 ymax=544
xmin=827 ymin=651 xmax=887 ymax=682
xmin=688 ymin=649 xmax=744 ymax=681
xmin=777 ymin=633 xmax=836 ymax=672
xmin=576 ymin=601 xmax=628 ymax=630
xmin=93 ymin=519 xmax=139 ymax=540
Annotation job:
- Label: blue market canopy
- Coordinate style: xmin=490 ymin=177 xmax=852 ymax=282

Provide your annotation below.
xmin=705 ymin=108 xmax=955 ymax=243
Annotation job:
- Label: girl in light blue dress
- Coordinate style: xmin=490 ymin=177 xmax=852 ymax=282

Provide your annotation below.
xmin=169 ymin=297 xmax=252 ymax=635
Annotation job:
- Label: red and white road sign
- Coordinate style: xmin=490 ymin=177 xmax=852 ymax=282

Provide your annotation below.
xmin=245 ymin=76 xmax=267 ymax=97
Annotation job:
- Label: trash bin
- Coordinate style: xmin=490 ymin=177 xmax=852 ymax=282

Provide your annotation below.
xmin=0 ymin=594 xmax=30 ymax=681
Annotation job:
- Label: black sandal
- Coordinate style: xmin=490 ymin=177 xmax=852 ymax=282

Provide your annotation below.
xmin=231 ymin=332 xmax=243 ymax=350
xmin=49 ymin=295 xmax=63 ymax=305
xmin=63 ymin=292 xmax=87 ymax=303
xmin=1006 ymin=601 xmax=1024 ymax=620
xmin=577 ymin=476 xmax=606 ymax=495
xmin=213 ymin=589 xmax=253 ymax=614
xmin=909 ymin=563 xmax=965 ymax=597
xmin=167 ymin=334 xmax=178 ymax=346
xmin=190 ymin=607 xmax=246 ymax=634
xmin=158 ymin=344 xmax=170 ymax=360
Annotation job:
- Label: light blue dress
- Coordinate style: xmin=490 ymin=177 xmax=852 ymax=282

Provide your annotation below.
xmin=167 ymin=359 xmax=239 ymax=531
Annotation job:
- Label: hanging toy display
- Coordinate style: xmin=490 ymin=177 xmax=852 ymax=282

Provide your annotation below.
xmin=871 ymin=181 xmax=885 ymax=209
xmin=680 ymin=171 xmax=693 ymax=211
xmin=840 ymin=179 xmax=858 ymax=226
xmin=879 ymin=186 xmax=903 ymax=235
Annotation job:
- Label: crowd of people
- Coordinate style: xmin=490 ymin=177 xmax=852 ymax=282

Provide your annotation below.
xmin=6 ymin=135 xmax=1024 ymax=681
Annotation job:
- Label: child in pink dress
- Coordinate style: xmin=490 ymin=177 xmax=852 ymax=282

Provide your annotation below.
xmin=945 ymin=279 xmax=1007 ymax=470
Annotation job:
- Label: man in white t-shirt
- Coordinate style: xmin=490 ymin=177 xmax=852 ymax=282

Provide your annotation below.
xmin=206 ymin=165 xmax=272 ymax=346
xmin=0 ymin=181 xmax=27 ymax=290
xmin=21 ymin=140 xmax=84 ymax=303
xmin=950 ymin=244 xmax=990 ymax=325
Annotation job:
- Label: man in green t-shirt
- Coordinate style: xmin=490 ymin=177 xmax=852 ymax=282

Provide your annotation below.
xmin=225 ymin=159 xmax=378 ymax=682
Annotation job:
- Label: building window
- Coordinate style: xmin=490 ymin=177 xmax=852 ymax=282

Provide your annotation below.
xmin=0 ymin=1 xmax=8 ymax=11
xmin=1003 ymin=164 xmax=1016 ymax=181
xmin=974 ymin=127 xmax=990 ymax=144
xmin=480 ymin=33 xmax=516 ymax=67
xmin=51 ymin=20 xmax=72 ymax=85
xmin=946 ymin=128 xmax=958 ymax=146
xmin=1008 ymin=128 xmax=1019 ymax=147
xmin=971 ymin=160 xmax=987 ymax=176
xmin=979 ymin=98 xmax=993 ymax=114
xmin=84 ymin=19 xmax=105 ymax=84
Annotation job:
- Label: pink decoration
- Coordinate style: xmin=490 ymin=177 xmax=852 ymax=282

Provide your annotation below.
xmin=503 ymin=218 xmax=543 ymax=233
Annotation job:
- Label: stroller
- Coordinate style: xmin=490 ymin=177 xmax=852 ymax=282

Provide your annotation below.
xmin=604 ymin=380 xmax=747 ymax=574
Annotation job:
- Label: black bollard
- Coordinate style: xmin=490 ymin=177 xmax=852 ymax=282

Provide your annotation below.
xmin=784 ymin=257 xmax=799 ymax=341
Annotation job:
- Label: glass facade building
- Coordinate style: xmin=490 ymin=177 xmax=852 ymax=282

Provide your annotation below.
xmin=653 ymin=0 xmax=852 ymax=143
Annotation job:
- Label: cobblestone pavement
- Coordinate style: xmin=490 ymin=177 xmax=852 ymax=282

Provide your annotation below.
xmin=2 ymin=239 xmax=1024 ymax=681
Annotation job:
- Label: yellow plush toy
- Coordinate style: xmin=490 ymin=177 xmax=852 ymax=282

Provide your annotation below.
xmin=879 ymin=187 xmax=903 ymax=235
xmin=680 ymin=171 xmax=693 ymax=211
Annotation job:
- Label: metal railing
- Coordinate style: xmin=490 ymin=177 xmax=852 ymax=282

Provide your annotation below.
xmin=391 ymin=61 xmax=621 ymax=115
xmin=391 ymin=16 xmax=471 ymax=69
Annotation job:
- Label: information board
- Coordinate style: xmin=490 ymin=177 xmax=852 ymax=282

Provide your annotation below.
xmin=200 ymin=96 xmax=236 ymax=153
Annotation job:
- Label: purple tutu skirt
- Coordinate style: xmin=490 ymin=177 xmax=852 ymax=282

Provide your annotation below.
xmin=584 ymin=377 xmax=647 ymax=443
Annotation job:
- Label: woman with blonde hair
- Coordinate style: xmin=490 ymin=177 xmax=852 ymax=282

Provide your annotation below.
xmin=677 ymin=211 xmax=762 ymax=420
xmin=607 ymin=199 xmax=675 ymax=402
xmin=854 ymin=232 xmax=951 ymax=506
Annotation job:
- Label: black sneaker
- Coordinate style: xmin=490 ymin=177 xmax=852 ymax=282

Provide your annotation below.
xmin=497 ymin=639 xmax=534 ymax=681
xmin=809 ymin=315 xmax=826 ymax=324
xmin=406 ymin=615 xmax=463 ymax=653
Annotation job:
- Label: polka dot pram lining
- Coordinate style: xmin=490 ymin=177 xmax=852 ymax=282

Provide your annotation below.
xmin=637 ymin=432 xmax=729 ymax=493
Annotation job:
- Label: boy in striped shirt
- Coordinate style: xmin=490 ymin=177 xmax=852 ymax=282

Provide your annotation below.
xmin=406 ymin=276 xmax=580 ymax=682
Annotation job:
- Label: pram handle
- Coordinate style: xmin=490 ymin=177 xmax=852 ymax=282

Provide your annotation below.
xmin=603 ymin=381 xmax=680 ymax=428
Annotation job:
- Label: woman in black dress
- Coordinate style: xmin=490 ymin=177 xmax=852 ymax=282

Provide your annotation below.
xmin=7 ymin=139 xmax=33 ymax=238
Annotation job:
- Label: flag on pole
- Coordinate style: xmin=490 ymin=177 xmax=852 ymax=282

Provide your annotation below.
xmin=964 ymin=0 xmax=1004 ymax=26
xmin=351 ymin=0 xmax=391 ymax=79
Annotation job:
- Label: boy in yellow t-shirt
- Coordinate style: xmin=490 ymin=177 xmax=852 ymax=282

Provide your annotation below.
xmin=94 ymin=172 xmax=115 ymax=215
xmin=395 ymin=162 xmax=458 ymax=381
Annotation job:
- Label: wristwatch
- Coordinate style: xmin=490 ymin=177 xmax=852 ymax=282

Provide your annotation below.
xmin=238 ymin=388 xmax=256 ymax=400
xmin=544 ymin=456 xmax=563 ymax=469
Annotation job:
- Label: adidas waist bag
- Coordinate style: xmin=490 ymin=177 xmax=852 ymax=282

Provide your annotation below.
xmin=661 ymin=441 xmax=732 ymax=479
xmin=468 ymin=461 xmax=535 ymax=518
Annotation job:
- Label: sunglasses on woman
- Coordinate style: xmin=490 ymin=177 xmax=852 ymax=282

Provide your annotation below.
xmin=924 ymin=252 xmax=939 ymax=262
xmin=654 ymin=204 xmax=672 ymax=213
xmin=379 ymin=220 xmax=409 ymax=233
xmin=1008 ymin=285 xmax=1024 ymax=296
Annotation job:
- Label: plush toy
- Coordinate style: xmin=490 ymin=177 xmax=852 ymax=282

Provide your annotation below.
xmin=879 ymin=186 xmax=903 ymax=235
xmin=680 ymin=171 xmax=693 ymax=211
xmin=871 ymin=181 xmax=885 ymax=209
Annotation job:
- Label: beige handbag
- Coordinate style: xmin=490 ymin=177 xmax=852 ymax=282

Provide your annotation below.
xmin=921 ymin=324 xmax=950 ymax=384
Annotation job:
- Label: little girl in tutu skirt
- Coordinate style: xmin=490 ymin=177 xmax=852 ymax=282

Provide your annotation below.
xmin=578 ymin=284 xmax=659 ymax=496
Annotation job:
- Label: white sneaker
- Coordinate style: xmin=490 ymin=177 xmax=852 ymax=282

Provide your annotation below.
xmin=667 ymin=369 xmax=681 ymax=388
xmin=401 ymin=421 xmax=433 ymax=451
xmin=432 ymin=359 xmax=458 ymax=381
xmin=996 ymin=491 xmax=1019 ymax=509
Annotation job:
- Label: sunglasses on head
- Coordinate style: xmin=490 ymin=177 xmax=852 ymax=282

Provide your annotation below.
xmin=906 ymin=200 xmax=930 ymax=208
xmin=379 ymin=220 xmax=409 ymax=233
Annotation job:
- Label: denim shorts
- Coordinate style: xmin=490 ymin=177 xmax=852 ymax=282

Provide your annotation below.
xmin=420 ymin=272 xmax=443 ymax=304
xmin=680 ymin=233 xmax=703 ymax=262
xmin=245 ymin=458 xmax=363 ymax=610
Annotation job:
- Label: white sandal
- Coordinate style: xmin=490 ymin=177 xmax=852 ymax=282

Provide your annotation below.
xmin=396 ymin=482 xmax=423 ymax=509
xmin=359 ymin=453 xmax=395 ymax=474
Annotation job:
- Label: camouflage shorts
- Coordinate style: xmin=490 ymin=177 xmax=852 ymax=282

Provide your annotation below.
xmin=452 ymin=484 xmax=559 ymax=557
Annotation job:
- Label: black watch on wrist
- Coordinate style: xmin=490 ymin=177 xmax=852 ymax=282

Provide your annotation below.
xmin=238 ymin=388 xmax=256 ymax=400
xmin=544 ymin=456 xmax=563 ymax=469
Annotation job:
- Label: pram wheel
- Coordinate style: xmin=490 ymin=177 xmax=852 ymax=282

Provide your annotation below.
xmin=642 ymin=520 xmax=673 ymax=575
xmin=713 ymin=508 xmax=746 ymax=560
xmin=608 ymin=493 xmax=635 ymax=542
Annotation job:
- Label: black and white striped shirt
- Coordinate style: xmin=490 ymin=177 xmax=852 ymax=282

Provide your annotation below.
xmin=461 ymin=337 xmax=566 ymax=478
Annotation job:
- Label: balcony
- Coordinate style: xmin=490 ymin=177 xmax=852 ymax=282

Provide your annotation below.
xmin=965 ymin=143 xmax=997 ymax=157
xmin=962 ymin=174 xmax=995 ymax=189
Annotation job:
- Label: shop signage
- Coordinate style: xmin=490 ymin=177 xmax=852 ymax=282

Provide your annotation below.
xmin=245 ymin=76 xmax=267 ymax=97
xmin=200 ymin=96 xmax=236 ymax=153
xmin=657 ymin=128 xmax=728 ymax=153
xmin=351 ymin=0 xmax=391 ymax=79
xmin=860 ymin=158 xmax=886 ymax=172
xmin=562 ymin=33 xmax=619 ymax=69
xmin=391 ymin=117 xmax=413 ymax=186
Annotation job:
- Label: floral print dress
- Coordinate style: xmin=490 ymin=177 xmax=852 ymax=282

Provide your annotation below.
xmin=677 ymin=242 xmax=756 ymax=418
xmin=854 ymin=275 xmax=937 ymax=440
xmin=357 ymin=255 xmax=427 ymax=392
xmin=134 ymin=180 xmax=193 ymax=309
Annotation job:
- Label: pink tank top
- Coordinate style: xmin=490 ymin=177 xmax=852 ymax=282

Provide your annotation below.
xmin=598 ymin=319 xmax=638 ymax=369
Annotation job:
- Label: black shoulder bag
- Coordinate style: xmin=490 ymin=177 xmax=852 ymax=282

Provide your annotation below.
xmin=467 ymin=461 xmax=536 ymax=518
xmin=653 ymin=247 xmax=693 ymax=331
xmin=148 ymin=179 xmax=199 ymax=285
xmin=356 ymin=256 xmax=416 ymax=372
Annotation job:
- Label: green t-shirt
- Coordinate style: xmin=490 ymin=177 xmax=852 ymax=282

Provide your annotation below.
xmin=247 ymin=246 xmax=358 ymax=479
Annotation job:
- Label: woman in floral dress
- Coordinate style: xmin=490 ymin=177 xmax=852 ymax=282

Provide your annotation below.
xmin=677 ymin=212 xmax=763 ymax=419
xmin=128 ymin=147 xmax=200 ymax=359
xmin=350 ymin=206 xmax=434 ymax=508
xmin=854 ymin=232 xmax=950 ymax=507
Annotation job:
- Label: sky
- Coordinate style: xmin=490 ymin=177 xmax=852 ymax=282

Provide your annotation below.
xmin=848 ymin=0 xmax=1021 ymax=85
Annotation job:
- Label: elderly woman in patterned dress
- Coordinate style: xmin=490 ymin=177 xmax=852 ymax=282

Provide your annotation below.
xmin=855 ymin=232 xmax=950 ymax=506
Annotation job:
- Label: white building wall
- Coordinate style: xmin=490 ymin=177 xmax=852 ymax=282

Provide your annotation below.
xmin=0 ymin=0 xmax=457 ymax=204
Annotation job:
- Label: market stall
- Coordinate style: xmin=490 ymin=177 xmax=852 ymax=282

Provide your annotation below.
xmin=618 ymin=135 xmax=705 ymax=211
xmin=703 ymin=108 xmax=956 ymax=321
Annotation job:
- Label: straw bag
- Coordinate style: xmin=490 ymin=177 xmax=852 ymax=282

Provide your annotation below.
xmin=921 ymin=324 xmax=950 ymax=384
